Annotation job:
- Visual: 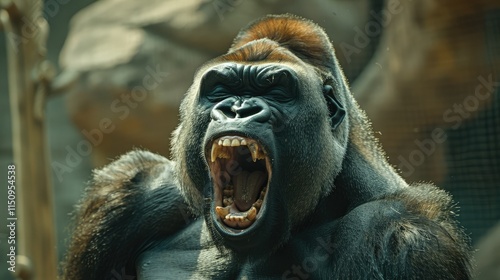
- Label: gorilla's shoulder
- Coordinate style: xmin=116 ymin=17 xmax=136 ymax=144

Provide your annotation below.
xmin=79 ymin=149 xmax=190 ymax=229
xmin=64 ymin=150 xmax=193 ymax=279
xmin=91 ymin=149 xmax=175 ymax=191
xmin=387 ymin=183 xmax=455 ymax=220
xmin=346 ymin=184 xmax=462 ymax=239
xmin=334 ymin=184 xmax=470 ymax=279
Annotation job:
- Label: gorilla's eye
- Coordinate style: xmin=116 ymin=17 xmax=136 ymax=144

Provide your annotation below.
xmin=207 ymin=136 xmax=271 ymax=230
xmin=205 ymin=85 xmax=232 ymax=102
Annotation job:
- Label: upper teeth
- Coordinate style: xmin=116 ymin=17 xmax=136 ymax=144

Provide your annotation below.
xmin=211 ymin=136 xmax=266 ymax=163
xmin=218 ymin=137 xmax=247 ymax=147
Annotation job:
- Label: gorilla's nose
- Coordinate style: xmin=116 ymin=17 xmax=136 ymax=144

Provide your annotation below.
xmin=212 ymin=97 xmax=271 ymax=123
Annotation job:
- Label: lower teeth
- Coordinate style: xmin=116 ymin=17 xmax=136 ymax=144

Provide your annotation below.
xmin=216 ymin=182 xmax=266 ymax=229
xmin=215 ymin=205 xmax=258 ymax=228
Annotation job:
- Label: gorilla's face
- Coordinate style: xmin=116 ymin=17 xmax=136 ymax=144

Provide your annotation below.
xmin=200 ymin=63 xmax=291 ymax=234
xmin=171 ymin=16 xmax=350 ymax=252
xmin=174 ymin=59 xmax=346 ymax=252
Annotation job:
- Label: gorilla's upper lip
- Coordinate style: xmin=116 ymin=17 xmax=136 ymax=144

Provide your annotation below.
xmin=206 ymin=135 xmax=272 ymax=231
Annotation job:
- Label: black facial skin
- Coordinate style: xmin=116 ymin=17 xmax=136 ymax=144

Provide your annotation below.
xmin=200 ymin=63 xmax=297 ymax=151
xmin=202 ymin=63 xmax=292 ymax=251
xmin=198 ymin=63 xmax=332 ymax=253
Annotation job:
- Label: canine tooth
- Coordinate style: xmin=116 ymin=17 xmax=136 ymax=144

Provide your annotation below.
xmin=223 ymin=139 xmax=231 ymax=146
xmin=248 ymin=143 xmax=259 ymax=162
xmin=211 ymin=142 xmax=219 ymax=162
xmin=216 ymin=206 xmax=230 ymax=218
xmin=231 ymin=139 xmax=240 ymax=146
xmin=246 ymin=207 xmax=257 ymax=221
xmin=218 ymin=139 xmax=223 ymax=145
xmin=251 ymin=152 xmax=258 ymax=162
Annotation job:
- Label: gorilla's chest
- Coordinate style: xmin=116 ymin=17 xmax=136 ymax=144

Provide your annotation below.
xmin=136 ymin=219 xmax=332 ymax=280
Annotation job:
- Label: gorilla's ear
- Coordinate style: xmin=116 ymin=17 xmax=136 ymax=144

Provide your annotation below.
xmin=323 ymin=85 xmax=346 ymax=130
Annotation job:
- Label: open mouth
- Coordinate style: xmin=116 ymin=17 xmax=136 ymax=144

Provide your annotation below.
xmin=207 ymin=135 xmax=271 ymax=230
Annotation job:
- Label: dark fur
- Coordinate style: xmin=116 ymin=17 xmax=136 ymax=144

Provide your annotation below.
xmin=61 ymin=151 xmax=194 ymax=279
xmin=62 ymin=15 xmax=471 ymax=279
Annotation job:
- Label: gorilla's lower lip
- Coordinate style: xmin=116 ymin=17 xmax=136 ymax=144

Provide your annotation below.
xmin=206 ymin=135 xmax=271 ymax=230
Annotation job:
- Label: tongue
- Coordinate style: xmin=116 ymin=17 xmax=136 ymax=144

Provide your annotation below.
xmin=233 ymin=171 xmax=266 ymax=211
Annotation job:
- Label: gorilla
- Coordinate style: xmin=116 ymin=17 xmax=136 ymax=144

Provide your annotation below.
xmin=62 ymin=15 xmax=471 ymax=279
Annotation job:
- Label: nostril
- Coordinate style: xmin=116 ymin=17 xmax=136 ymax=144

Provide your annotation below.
xmin=226 ymin=110 xmax=237 ymax=119
xmin=234 ymin=105 xmax=263 ymax=118
xmin=211 ymin=108 xmax=237 ymax=120
xmin=211 ymin=109 xmax=228 ymax=121
xmin=211 ymin=99 xmax=238 ymax=120
xmin=211 ymin=98 xmax=271 ymax=123
xmin=236 ymin=99 xmax=272 ymax=123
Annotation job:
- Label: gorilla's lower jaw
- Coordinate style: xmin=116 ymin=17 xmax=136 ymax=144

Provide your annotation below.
xmin=207 ymin=135 xmax=271 ymax=231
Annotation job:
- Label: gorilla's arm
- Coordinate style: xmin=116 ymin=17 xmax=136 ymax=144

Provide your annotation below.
xmin=329 ymin=185 xmax=470 ymax=279
xmin=316 ymin=145 xmax=471 ymax=279
xmin=61 ymin=150 xmax=194 ymax=280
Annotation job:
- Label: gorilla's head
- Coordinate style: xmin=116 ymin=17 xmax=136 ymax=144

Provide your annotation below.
xmin=172 ymin=15 xmax=349 ymax=253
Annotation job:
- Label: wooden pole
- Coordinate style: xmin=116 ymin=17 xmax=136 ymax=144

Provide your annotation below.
xmin=1 ymin=0 xmax=58 ymax=279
